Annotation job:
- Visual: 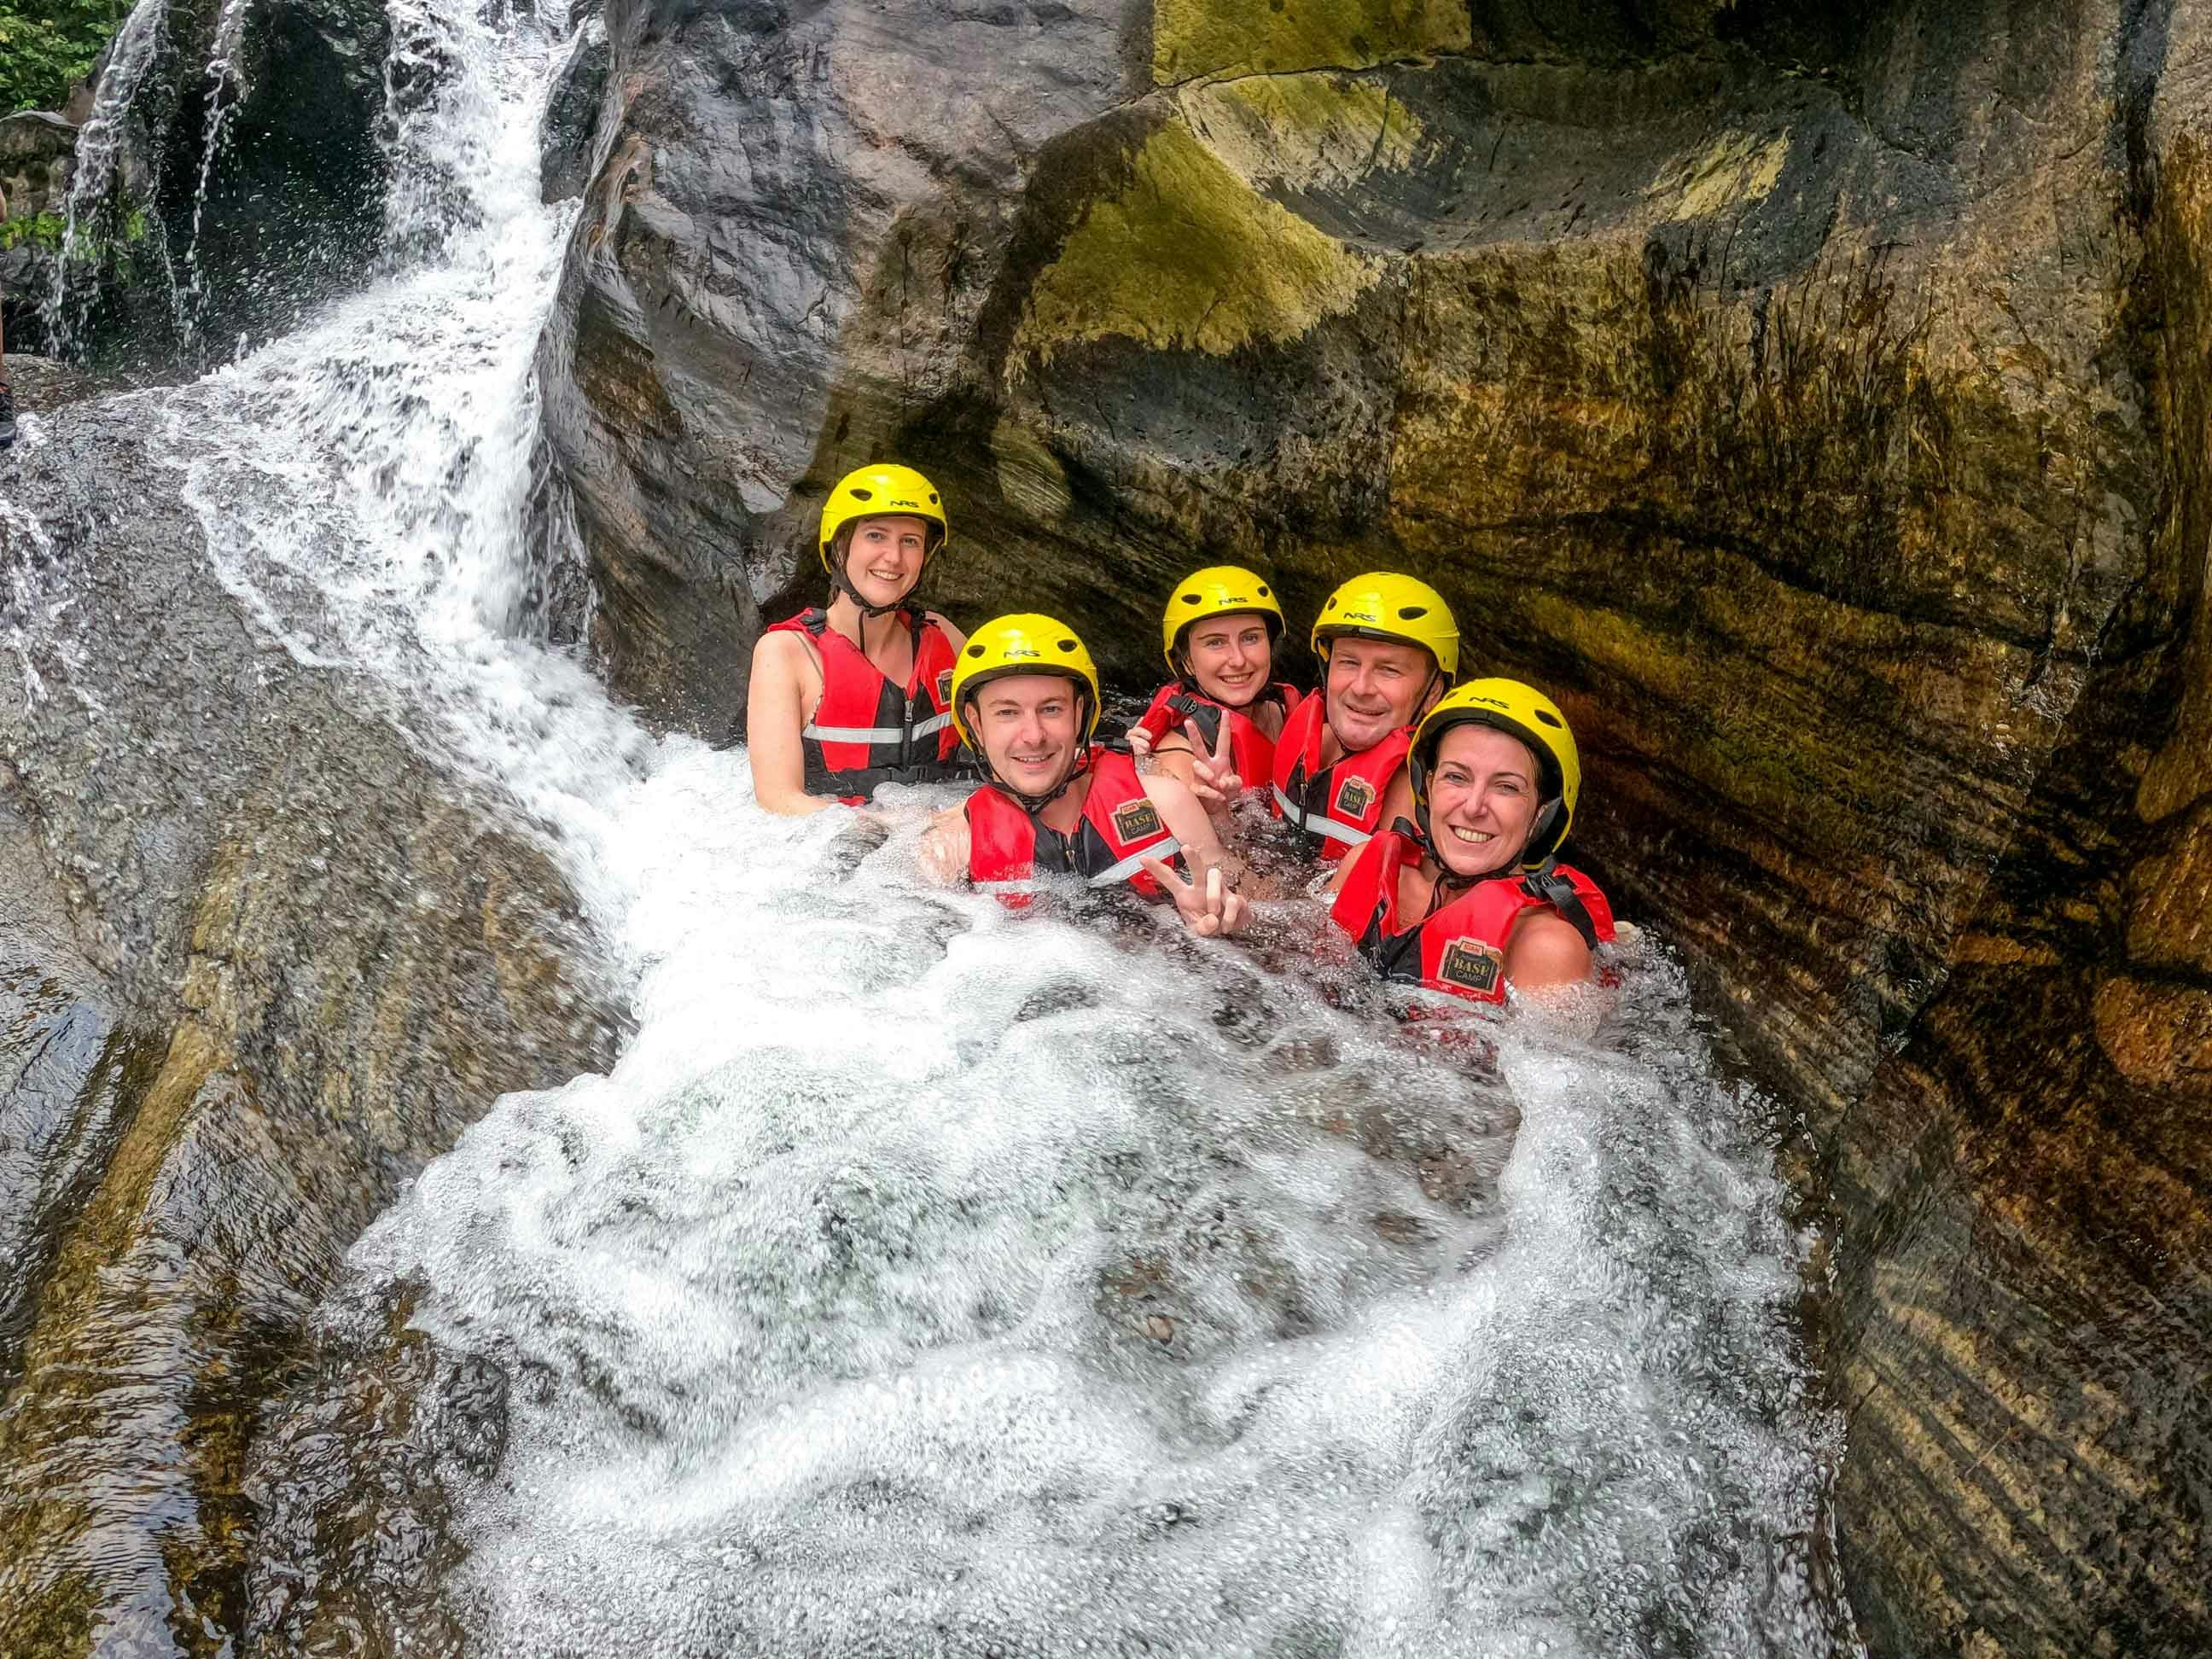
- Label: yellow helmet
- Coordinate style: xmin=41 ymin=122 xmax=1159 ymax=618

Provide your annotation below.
xmin=1310 ymin=572 xmax=1458 ymax=680
xmin=817 ymin=463 xmax=948 ymax=574
xmin=1161 ymin=565 xmax=1285 ymax=671
xmin=949 ymin=614 xmax=1103 ymax=753
xmin=1409 ymin=678 xmax=1582 ymax=867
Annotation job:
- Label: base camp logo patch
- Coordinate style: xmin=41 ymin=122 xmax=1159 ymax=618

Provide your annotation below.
xmin=1333 ymin=775 xmax=1377 ymax=821
xmin=934 ymin=668 xmax=953 ymax=704
xmin=1112 ymin=797 xmax=1165 ymax=844
xmin=1437 ymin=937 xmax=1505 ymax=995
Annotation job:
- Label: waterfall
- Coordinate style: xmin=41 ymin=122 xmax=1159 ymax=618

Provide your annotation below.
xmin=178 ymin=0 xmax=259 ymax=329
xmin=13 ymin=0 xmax=1856 ymax=1650
xmin=39 ymin=0 xmax=176 ymax=355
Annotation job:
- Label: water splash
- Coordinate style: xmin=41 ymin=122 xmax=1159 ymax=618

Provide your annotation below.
xmin=39 ymin=0 xmax=176 ymax=357
xmin=178 ymin=0 xmax=259 ymax=337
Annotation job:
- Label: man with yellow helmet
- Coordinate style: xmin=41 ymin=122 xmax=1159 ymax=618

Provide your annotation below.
xmin=917 ymin=614 xmax=1249 ymax=935
xmin=1127 ymin=565 xmax=1306 ymax=806
xmin=1326 ymin=678 xmax=1613 ymax=1003
xmin=748 ymin=463 xmax=972 ymax=814
xmin=1271 ymin=572 xmax=1458 ymax=861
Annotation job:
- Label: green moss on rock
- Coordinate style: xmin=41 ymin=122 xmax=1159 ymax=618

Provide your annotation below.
xmin=1152 ymin=0 xmax=1470 ymax=85
xmin=1017 ymin=118 xmax=1380 ymax=364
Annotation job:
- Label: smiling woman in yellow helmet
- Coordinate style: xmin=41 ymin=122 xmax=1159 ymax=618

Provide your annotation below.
xmin=917 ymin=614 xmax=1249 ymax=936
xmin=1270 ymin=572 xmax=1458 ymax=862
xmin=1324 ymin=678 xmax=1614 ymax=1004
xmin=748 ymin=463 xmax=972 ymax=815
xmin=1126 ymin=565 xmax=1306 ymax=808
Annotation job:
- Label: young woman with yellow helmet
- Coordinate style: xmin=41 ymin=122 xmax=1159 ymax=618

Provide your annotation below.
xmin=917 ymin=614 xmax=1249 ymax=935
xmin=1270 ymin=571 xmax=1458 ymax=862
xmin=1127 ymin=566 xmax=1306 ymax=806
xmin=748 ymin=463 xmax=973 ymax=814
xmin=1325 ymin=678 xmax=1614 ymax=1004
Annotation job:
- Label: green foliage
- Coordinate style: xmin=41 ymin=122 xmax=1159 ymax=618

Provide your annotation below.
xmin=0 ymin=209 xmax=69 ymax=249
xmin=0 ymin=0 xmax=125 ymax=114
xmin=0 ymin=207 xmax=146 ymax=259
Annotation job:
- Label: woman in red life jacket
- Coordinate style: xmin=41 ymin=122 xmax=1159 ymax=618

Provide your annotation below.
xmin=1271 ymin=572 xmax=1458 ymax=863
xmin=1126 ymin=566 xmax=1304 ymax=812
xmin=917 ymin=614 xmax=1250 ymax=937
xmin=748 ymin=463 xmax=972 ymax=814
xmin=1326 ymin=678 xmax=1614 ymax=1005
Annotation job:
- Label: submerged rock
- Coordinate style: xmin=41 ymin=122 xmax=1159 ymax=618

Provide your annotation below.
xmin=0 ymin=398 xmax=620 ymax=1650
xmin=538 ymin=0 xmax=2212 ymax=1650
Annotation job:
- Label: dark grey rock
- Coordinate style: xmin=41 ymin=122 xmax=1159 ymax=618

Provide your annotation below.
xmin=0 ymin=388 xmax=622 ymax=1642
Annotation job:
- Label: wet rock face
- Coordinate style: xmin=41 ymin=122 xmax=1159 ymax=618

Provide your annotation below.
xmin=0 ymin=405 xmax=620 ymax=1650
xmin=8 ymin=0 xmax=391 ymax=366
xmin=541 ymin=0 xmax=2212 ymax=1650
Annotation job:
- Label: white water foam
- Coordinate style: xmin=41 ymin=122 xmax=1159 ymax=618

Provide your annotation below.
xmin=20 ymin=0 xmax=1852 ymax=1650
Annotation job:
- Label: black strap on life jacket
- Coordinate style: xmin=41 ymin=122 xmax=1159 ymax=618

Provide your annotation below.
xmin=1371 ymin=823 xmax=1604 ymax=967
xmin=796 ymin=609 xmax=975 ymax=795
xmin=1521 ymin=859 xmax=1603 ymax=952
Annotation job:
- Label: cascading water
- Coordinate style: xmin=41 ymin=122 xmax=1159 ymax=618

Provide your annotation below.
xmin=38 ymin=0 xmax=180 ymax=356
xmin=12 ymin=0 xmax=1859 ymax=1650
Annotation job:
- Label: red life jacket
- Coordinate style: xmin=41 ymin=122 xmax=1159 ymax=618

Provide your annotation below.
xmin=1132 ymin=680 xmax=1302 ymax=794
xmin=1329 ymin=826 xmax=1615 ymax=1004
xmin=1268 ymin=695 xmax=1412 ymax=860
xmin=765 ymin=608 xmax=968 ymax=801
xmin=964 ymin=750 xmax=1181 ymax=908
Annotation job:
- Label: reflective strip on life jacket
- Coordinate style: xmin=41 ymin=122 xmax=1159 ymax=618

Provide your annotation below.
xmin=766 ymin=607 xmax=966 ymax=796
xmin=1272 ymin=784 xmax=1373 ymax=847
xmin=802 ymin=710 xmax=955 ymax=745
xmin=1086 ymin=837 xmax=1183 ymax=886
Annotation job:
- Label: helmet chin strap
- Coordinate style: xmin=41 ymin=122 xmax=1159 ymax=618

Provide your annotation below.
xmin=979 ymin=693 xmax=1095 ymax=815
xmin=830 ymin=530 xmax=939 ymax=621
xmin=830 ymin=563 xmax=912 ymax=622
xmin=1412 ymin=793 xmax=1559 ymax=899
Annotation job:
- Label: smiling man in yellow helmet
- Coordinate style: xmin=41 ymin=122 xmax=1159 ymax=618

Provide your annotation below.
xmin=748 ymin=463 xmax=972 ymax=814
xmin=1270 ymin=572 xmax=1458 ymax=863
xmin=917 ymin=614 xmax=1249 ymax=935
xmin=1325 ymin=678 xmax=1614 ymax=1003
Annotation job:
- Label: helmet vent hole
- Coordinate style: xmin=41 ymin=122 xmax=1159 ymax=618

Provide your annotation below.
xmin=1534 ymin=709 xmax=1563 ymax=727
xmin=1397 ymin=604 xmax=1429 ymax=620
xmin=1324 ymin=597 xmax=1337 ymax=611
xmin=965 ymin=643 xmax=986 ymax=657
xmin=1180 ymin=594 xmax=1201 ymax=606
xmin=928 ymin=492 xmax=940 ymax=504
xmin=850 ymin=487 xmax=874 ymax=502
xmin=1257 ymin=584 xmax=1270 ymax=597
xmin=1057 ymin=639 xmax=1078 ymax=652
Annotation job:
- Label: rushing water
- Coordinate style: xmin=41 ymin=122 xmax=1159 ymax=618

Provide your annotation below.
xmin=15 ymin=1 xmax=1854 ymax=1652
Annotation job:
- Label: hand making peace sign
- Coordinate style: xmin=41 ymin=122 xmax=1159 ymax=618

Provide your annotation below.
xmin=1182 ymin=718 xmax=1243 ymax=812
xmin=1139 ymin=856 xmax=1249 ymax=937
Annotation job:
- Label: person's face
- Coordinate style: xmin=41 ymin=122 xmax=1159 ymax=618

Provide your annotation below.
xmin=1324 ymin=637 xmax=1441 ymax=752
xmin=1180 ymin=613 xmax=1273 ymax=707
xmin=972 ymin=674 xmax=1084 ymax=794
xmin=1427 ymin=725 xmax=1543 ymax=879
xmin=841 ymin=515 xmax=931 ymax=608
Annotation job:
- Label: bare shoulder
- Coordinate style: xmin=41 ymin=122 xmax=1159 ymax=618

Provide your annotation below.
xmin=1508 ymin=910 xmax=1594 ymax=985
xmin=753 ymin=626 xmax=808 ymax=667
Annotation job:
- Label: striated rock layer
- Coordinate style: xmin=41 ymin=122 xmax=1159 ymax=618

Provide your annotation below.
xmin=0 ymin=400 xmax=620 ymax=1651
xmin=541 ymin=0 xmax=2212 ymax=1650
